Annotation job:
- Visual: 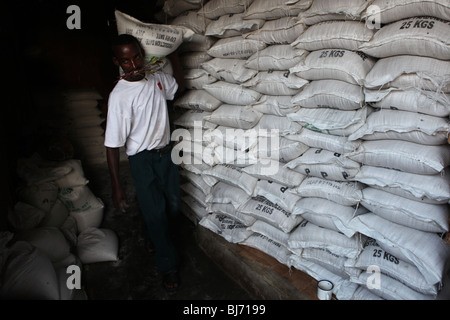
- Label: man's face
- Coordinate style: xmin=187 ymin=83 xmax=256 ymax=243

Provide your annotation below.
xmin=113 ymin=42 xmax=145 ymax=81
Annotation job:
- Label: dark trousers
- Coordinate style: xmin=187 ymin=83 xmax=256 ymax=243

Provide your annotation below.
xmin=128 ymin=149 xmax=181 ymax=274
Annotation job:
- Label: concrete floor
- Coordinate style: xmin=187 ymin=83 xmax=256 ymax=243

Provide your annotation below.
xmin=83 ymin=162 xmax=255 ymax=300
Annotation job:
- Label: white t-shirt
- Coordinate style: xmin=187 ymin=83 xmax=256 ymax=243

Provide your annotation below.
xmin=104 ymin=71 xmax=178 ymax=156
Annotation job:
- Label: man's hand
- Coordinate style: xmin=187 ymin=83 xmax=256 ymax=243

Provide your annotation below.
xmin=112 ymin=184 xmax=129 ymax=213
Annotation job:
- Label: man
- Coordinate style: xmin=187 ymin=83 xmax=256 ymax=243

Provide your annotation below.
xmin=104 ymin=34 xmax=183 ymax=295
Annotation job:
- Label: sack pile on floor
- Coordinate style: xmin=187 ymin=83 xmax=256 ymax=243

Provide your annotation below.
xmin=160 ymin=0 xmax=450 ymax=300
xmin=0 ymin=153 xmax=119 ymax=299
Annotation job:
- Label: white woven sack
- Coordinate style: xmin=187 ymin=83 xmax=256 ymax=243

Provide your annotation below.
xmin=364 ymin=88 xmax=450 ymax=118
xmin=40 ymin=198 xmax=69 ymax=228
xmin=59 ymin=216 xmax=78 ymax=248
xmin=364 ymin=55 xmax=450 ymax=93
xmin=292 ymin=79 xmax=365 ymax=110
xmin=201 ymin=58 xmax=258 ymax=84
xmin=287 ymin=105 xmax=372 ymax=137
xmin=250 ymin=95 xmax=300 ymax=116
xmin=52 ymin=159 xmax=89 ymax=188
xmin=255 ymin=114 xmax=303 ymax=136
xmin=205 ymin=13 xmax=264 ymax=38
xmin=77 ymin=228 xmax=119 ymax=264
xmin=292 ymin=197 xmax=361 ymax=237
xmin=69 ymin=199 xmax=104 ymax=233
xmin=198 ymin=0 xmax=254 ymax=20
xmin=285 ymin=129 xmax=362 ymax=154
xmin=359 ymin=17 xmax=450 ymax=60
xmin=0 ymin=241 xmax=60 ymax=300
xmin=174 ymin=89 xmax=222 ymax=111
xmin=199 ymin=213 xmax=253 ymax=243
xmin=288 ymin=254 xmax=359 ymax=300
xmin=183 ymin=68 xmax=216 ymax=90
xmin=253 ymin=179 xmax=301 ymax=213
xmin=288 ymin=220 xmax=365 ymax=259
xmin=203 ymin=104 xmax=262 ymax=130
xmin=240 ymin=233 xmax=291 ymax=265
xmin=351 ymin=239 xmax=439 ymax=296
xmin=243 ymin=17 xmax=307 ymax=45
xmin=242 ymin=71 xmax=309 ymax=96
xmin=203 ymin=82 xmax=262 ymax=105
xmin=290 ymin=49 xmax=376 ymax=86
xmin=300 ymin=247 xmax=350 ymax=279
xmin=348 ymin=109 xmax=450 ymax=145
xmin=115 ymin=10 xmax=194 ymax=62
xmin=243 ymin=0 xmax=313 ymax=20
xmin=207 ymin=202 xmax=257 ymax=226
xmin=285 ymin=147 xmax=361 ymax=181
xmin=349 ymin=213 xmax=450 ymax=286
xmin=170 ymin=10 xmax=212 ymax=34
xmin=297 ymin=0 xmax=373 ymax=25
xmin=17 ymin=227 xmax=70 ymax=263
xmin=207 ymin=36 xmax=267 ymax=59
xmin=347 ymin=139 xmax=450 ymax=175
xmin=354 ymin=165 xmax=450 ymax=204
xmin=362 ymin=0 xmax=450 ymax=24
xmin=245 ymin=45 xmax=308 ymax=71
xmin=239 ymin=195 xmax=304 ymax=233
xmin=58 ymin=185 xmax=104 ymax=213
xmin=360 ymin=187 xmax=449 ymax=233
xmin=250 ymin=136 xmax=309 ymax=163
xmin=204 ymin=165 xmax=258 ymax=196
xmin=353 ymin=271 xmax=435 ymax=300
xmin=247 ymin=219 xmax=290 ymax=246
xmin=180 ymin=51 xmax=212 ymax=69
xmin=243 ymin=160 xmax=306 ymax=188
xmin=179 ymin=34 xmax=216 ymax=54
xmin=163 ymin=0 xmax=202 ymax=17
xmin=294 ymin=176 xmax=363 ymax=206
xmin=291 ymin=20 xmax=375 ymax=51
xmin=205 ymin=181 xmax=251 ymax=209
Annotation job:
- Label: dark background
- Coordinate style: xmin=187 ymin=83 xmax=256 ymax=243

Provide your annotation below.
xmin=0 ymin=0 xmax=163 ymax=230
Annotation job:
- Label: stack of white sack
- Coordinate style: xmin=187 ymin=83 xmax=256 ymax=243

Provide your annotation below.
xmin=164 ymin=0 xmax=450 ymax=300
xmin=1 ymin=154 xmax=119 ymax=299
xmin=343 ymin=0 xmax=450 ymax=300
